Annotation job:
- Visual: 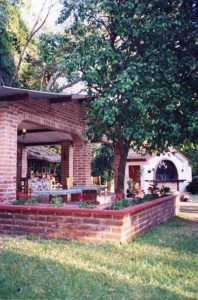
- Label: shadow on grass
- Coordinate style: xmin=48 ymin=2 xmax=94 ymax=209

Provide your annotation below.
xmin=133 ymin=217 xmax=198 ymax=254
xmin=0 ymin=249 xmax=190 ymax=300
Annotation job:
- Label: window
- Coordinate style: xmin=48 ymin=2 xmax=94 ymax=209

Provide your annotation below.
xmin=155 ymin=160 xmax=178 ymax=181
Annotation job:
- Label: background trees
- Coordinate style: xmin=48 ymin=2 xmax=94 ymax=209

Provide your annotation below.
xmin=91 ymin=144 xmax=114 ymax=185
xmin=0 ymin=0 xmax=16 ymax=84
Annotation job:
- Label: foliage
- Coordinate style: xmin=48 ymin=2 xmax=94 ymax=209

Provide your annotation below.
xmin=136 ymin=194 xmax=156 ymax=204
xmin=48 ymin=145 xmax=61 ymax=155
xmin=28 ymin=197 xmax=39 ymax=206
xmin=91 ymin=144 xmax=114 ymax=183
xmin=50 ymin=196 xmax=63 ymax=207
xmin=148 ymin=183 xmax=160 ymax=196
xmin=12 ymin=198 xmax=25 ymax=205
xmin=17 ymin=192 xmax=28 ymax=200
xmin=186 ymin=178 xmax=198 ymax=194
xmin=180 ymin=145 xmax=198 ymax=176
xmin=148 ymin=183 xmax=171 ymax=197
xmin=12 ymin=192 xmax=28 ymax=205
xmin=79 ymin=201 xmax=96 ymax=209
xmin=159 ymin=185 xmax=171 ymax=196
xmin=12 ymin=198 xmax=26 ymax=205
xmin=0 ymin=0 xmax=47 ymax=89
xmin=54 ymin=0 xmax=198 ymax=192
xmin=110 ymin=198 xmax=134 ymax=210
xmin=0 ymin=0 xmax=16 ymax=84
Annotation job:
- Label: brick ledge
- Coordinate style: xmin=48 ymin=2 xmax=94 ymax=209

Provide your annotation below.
xmin=0 ymin=194 xmax=176 ymax=216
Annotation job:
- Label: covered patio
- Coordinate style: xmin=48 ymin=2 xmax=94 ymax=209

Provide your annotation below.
xmin=0 ymin=86 xmax=92 ymax=201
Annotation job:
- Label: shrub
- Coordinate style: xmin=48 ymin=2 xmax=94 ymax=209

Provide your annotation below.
xmin=136 ymin=194 xmax=156 ymax=204
xmin=110 ymin=198 xmax=134 ymax=210
xmin=13 ymin=198 xmax=26 ymax=205
xmin=28 ymin=198 xmax=39 ymax=206
xmin=51 ymin=196 xmax=63 ymax=207
xmin=159 ymin=185 xmax=171 ymax=196
xmin=79 ymin=201 xmax=96 ymax=209
xmin=186 ymin=178 xmax=198 ymax=194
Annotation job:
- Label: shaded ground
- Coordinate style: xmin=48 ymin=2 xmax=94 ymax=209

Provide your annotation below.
xmin=179 ymin=197 xmax=198 ymax=222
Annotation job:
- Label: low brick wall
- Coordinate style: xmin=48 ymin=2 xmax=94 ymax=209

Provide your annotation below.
xmin=0 ymin=194 xmax=176 ymax=243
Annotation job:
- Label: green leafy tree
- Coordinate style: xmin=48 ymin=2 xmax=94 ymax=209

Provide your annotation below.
xmin=55 ymin=0 xmax=197 ymax=192
xmin=92 ymin=144 xmax=114 ymax=184
xmin=0 ymin=0 xmax=44 ymax=89
xmin=179 ymin=144 xmax=198 ymax=176
xmin=0 ymin=0 xmax=16 ymax=84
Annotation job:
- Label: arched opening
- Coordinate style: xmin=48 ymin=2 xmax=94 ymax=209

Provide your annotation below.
xmin=17 ymin=120 xmax=73 ymax=194
xmin=155 ymin=160 xmax=178 ymax=181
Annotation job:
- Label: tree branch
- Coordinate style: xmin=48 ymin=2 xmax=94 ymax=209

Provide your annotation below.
xmin=58 ymin=78 xmax=83 ymax=91
xmin=45 ymin=71 xmax=62 ymax=91
xmin=10 ymin=1 xmax=55 ymax=84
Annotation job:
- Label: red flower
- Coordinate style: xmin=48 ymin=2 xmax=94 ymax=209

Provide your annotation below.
xmin=148 ymin=187 xmax=154 ymax=191
xmin=17 ymin=192 xmax=28 ymax=200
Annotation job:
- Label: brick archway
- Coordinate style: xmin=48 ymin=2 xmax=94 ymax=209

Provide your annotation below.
xmin=0 ymin=93 xmax=91 ymax=201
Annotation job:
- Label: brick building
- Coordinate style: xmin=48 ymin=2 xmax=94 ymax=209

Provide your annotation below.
xmin=0 ymin=86 xmax=92 ymax=201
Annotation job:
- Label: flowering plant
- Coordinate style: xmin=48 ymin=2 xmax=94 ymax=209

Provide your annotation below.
xmin=17 ymin=192 xmax=28 ymax=200
xmin=148 ymin=184 xmax=159 ymax=195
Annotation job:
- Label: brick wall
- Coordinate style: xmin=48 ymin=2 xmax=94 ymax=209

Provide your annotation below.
xmin=61 ymin=141 xmax=71 ymax=187
xmin=0 ymin=194 xmax=176 ymax=243
xmin=73 ymin=137 xmax=92 ymax=186
xmin=0 ymin=96 xmax=91 ymax=201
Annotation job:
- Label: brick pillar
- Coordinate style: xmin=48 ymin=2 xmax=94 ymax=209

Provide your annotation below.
xmin=61 ymin=141 xmax=71 ymax=187
xmin=73 ymin=137 xmax=92 ymax=186
xmin=114 ymin=149 xmax=120 ymax=193
xmin=0 ymin=114 xmax=18 ymax=201
xmin=21 ymin=146 xmax=28 ymax=177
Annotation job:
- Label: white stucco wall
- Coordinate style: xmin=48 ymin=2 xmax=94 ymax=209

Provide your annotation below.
xmin=124 ymin=151 xmax=192 ymax=194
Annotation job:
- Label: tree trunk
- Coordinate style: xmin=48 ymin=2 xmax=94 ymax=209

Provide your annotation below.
xmin=114 ymin=141 xmax=130 ymax=193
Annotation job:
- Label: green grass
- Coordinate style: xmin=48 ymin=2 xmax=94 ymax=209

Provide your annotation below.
xmin=0 ymin=217 xmax=197 ymax=300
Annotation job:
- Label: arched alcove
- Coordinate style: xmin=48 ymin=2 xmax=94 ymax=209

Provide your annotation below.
xmin=155 ymin=160 xmax=178 ymax=181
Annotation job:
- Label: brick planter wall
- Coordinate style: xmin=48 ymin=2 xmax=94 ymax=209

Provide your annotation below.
xmin=0 ymin=194 xmax=176 ymax=243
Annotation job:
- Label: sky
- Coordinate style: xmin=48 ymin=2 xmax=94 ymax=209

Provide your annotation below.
xmin=21 ymin=0 xmax=84 ymax=93
xmin=21 ymin=0 xmax=63 ymax=36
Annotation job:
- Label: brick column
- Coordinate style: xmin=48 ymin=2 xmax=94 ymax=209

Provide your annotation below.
xmin=73 ymin=137 xmax=92 ymax=186
xmin=0 ymin=112 xmax=18 ymax=201
xmin=21 ymin=146 xmax=28 ymax=177
xmin=61 ymin=141 xmax=71 ymax=187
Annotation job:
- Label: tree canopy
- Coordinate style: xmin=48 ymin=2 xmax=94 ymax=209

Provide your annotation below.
xmin=55 ymin=0 xmax=198 ymax=191
xmin=0 ymin=0 xmax=16 ymax=84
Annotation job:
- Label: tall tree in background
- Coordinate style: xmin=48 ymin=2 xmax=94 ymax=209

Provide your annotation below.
xmin=92 ymin=144 xmax=114 ymax=184
xmin=0 ymin=0 xmax=16 ymax=84
xmin=10 ymin=0 xmax=55 ymax=85
xmin=54 ymin=0 xmax=198 ymax=192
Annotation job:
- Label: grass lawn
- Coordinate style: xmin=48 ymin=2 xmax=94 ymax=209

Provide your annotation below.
xmin=0 ymin=216 xmax=197 ymax=300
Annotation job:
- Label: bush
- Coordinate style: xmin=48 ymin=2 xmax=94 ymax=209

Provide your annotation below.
xmin=136 ymin=194 xmax=156 ymax=204
xmin=13 ymin=198 xmax=26 ymax=205
xmin=186 ymin=177 xmax=198 ymax=194
xmin=110 ymin=198 xmax=134 ymax=210
xmin=51 ymin=196 xmax=63 ymax=207
xmin=79 ymin=201 xmax=96 ymax=209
